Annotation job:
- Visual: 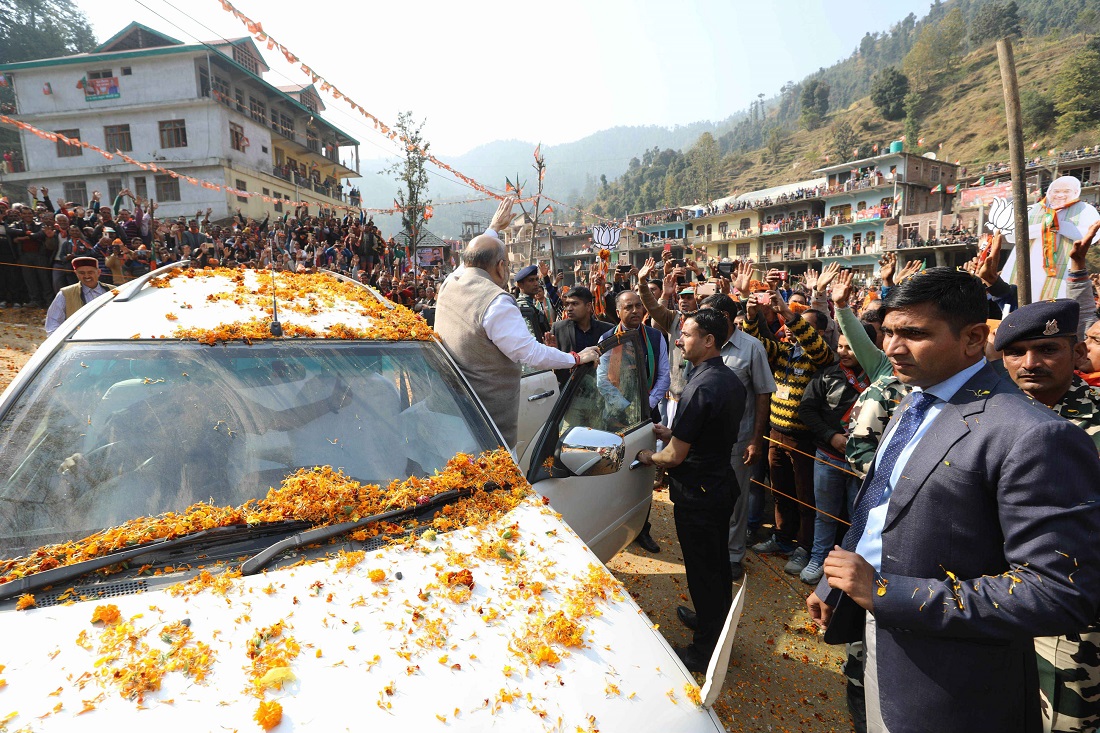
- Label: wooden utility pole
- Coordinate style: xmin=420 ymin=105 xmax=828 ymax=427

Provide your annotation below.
xmin=996 ymin=37 xmax=1032 ymax=305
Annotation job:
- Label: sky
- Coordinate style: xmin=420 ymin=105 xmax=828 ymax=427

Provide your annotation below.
xmin=75 ymin=0 xmax=934 ymax=162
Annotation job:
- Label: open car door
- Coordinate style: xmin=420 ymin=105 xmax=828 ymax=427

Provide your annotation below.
xmin=515 ymin=365 xmax=559 ymax=471
xmin=525 ymin=329 xmax=656 ymax=563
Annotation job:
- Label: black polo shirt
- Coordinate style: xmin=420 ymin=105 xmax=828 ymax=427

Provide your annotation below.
xmin=668 ymin=356 xmax=746 ymax=507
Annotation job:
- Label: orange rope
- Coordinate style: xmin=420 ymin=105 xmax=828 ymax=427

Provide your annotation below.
xmin=764 ymin=434 xmax=864 ymax=479
xmin=750 ymin=477 xmax=851 ymax=526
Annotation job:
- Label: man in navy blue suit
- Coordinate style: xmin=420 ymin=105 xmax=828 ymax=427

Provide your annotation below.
xmin=806 ymin=267 xmax=1100 ymax=733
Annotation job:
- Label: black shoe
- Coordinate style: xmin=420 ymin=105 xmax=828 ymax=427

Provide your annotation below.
xmin=676 ymin=605 xmax=699 ymax=631
xmin=730 ymin=561 xmax=744 ymax=581
xmin=674 ymin=644 xmax=710 ymax=674
xmin=634 ymin=530 xmax=660 ymax=553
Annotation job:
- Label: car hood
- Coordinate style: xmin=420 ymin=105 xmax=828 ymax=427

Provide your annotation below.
xmin=0 ymin=499 xmax=725 ymax=732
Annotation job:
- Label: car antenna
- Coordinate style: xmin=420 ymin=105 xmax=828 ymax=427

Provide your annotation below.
xmin=269 ymin=266 xmax=283 ymax=337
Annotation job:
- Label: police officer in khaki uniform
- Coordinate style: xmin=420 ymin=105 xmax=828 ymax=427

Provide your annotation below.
xmin=996 ymin=298 xmax=1100 ymax=732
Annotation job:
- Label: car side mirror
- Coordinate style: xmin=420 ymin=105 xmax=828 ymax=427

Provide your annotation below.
xmin=558 ymin=427 xmax=625 ymax=477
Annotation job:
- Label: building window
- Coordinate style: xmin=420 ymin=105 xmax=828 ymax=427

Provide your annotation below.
xmin=232 ymin=45 xmax=259 ymax=75
xmin=261 ymin=145 xmax=268 ymax=154
xmin=87 ymin=69 xmax=112 ymax=79
xmin=56 ymin=128 xmax=82 ymax=158
xmin=121 ymin=66 xmax=132 ymax=76
xmin=739 ymin=217 xmax=750 ymax=230
xmin=279 ymin=113 xmax=294 ymax=138
xmin=930 ymin=166 xmax=940 ymax=182
xmin=104 ymin=124 xmax=132 ymax=152
xmin=831 ymin=234 xmax=845 ymax=247
xmin=155 ymin=174 xmax=181 ymax=202
xmin=273 ymin=192 xmax=283 ymax=212
xmin=230 ymin=122 xmax=246 ymax=152
xmin=134 ymin=176 xmax=147 ymax=200
xmin=856 ymin=200 xmax=867 ymax=211
xmin=262 ymin=187 xmax=270 ymax=196
xmin=158 ymin=119 xmax=188 ymax=148
xmin=234 ymin=89 xmax=245 ymax=113
xmin=235 ymin=179 xmax=248 ymax=203
xmin=107 ymin=178 xmax=123 ymax=203
xmin=63 ymin=181 xmax=88 ymax=205
xmin=306 ymin=129 xmax=319 ymax=153
xmin=736 ymin=243 xmax=750 ymax=258
xmin=212 ymin=75 xmax=230 ymax=102
xmin=867 ymin=231 xmax=877 ymax=246
xmin=718 ymin=221 xmax=728 ymax=234
xmin=248 ymin=96 xmax=266 ymax=125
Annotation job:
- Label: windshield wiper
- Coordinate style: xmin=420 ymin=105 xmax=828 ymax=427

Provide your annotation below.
xmin=0 ymin=520 xmax=313 ymax=602
xmin=241 ymin=482 xmax=506 ymax=576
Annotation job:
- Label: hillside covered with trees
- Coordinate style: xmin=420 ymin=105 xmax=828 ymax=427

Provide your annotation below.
xmin=587 ymin=0 xmax=1100 ymax=218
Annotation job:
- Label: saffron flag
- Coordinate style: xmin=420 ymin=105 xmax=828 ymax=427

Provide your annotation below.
xmin=542 ymin=205 xmax=553 ymax=215
xmin=976 ymin=176 xmax=986 ymax=186
xmin=930 ymin=184 xmax=943 ymax=193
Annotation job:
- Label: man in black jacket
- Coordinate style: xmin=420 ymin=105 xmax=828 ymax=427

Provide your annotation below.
xmin=546 ymin=286 xmax=612 ymax=385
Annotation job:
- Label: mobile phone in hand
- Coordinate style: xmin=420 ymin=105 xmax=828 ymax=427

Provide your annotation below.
xmin=616 ymin=264 xmax=631 ymax=274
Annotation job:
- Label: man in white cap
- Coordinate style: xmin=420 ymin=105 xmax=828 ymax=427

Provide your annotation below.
xmin=45 ymin=256 xmax=110 ymax=335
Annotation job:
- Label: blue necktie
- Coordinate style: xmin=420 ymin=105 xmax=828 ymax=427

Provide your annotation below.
xmin=843 ymin=390 xmax=938 ymax=551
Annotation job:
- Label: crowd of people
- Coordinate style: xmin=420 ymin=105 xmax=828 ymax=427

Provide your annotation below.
xmin=437 ymin=193 xmax=1100 ymax=733
xmin=0 ymin=184 xmax=450 ymax=319
xmin=8 ymin=180 xmax=1100 ymax=731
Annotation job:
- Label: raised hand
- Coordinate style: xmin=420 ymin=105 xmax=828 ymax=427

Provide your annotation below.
xmin=878 ymin=251 xmax=897 ymax=285
xmin=662 ymin=272 xmax=677 ymax=301
xmin=638 ymin=257 xmax=657 ymax=282
xmin=538 ymin=261 xmax=550 ymax=279
xmin=489 ymin=195 xmax=516 ymax=233
xmin=732 ymin=260 xmax=754 ymax=296
xmin=896 ymin=259 xmax=923 ymax=284
xmin=802 ymin=268 xmax=819 ymax=291
xmin=831 ymin=268 xmax=854 ymax=307
xmin=816 ymin=262 xmax=842 ymax=293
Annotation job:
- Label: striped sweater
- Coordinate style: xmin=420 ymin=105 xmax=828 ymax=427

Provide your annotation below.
xmin=743 ymin=315 xmax=834 ymax=435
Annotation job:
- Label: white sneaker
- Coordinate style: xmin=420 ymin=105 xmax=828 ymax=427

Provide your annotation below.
xmin=800 ymin=559 xmax=824 ymax=584
xmin=784 ymin=547 xmax=810 ymax=575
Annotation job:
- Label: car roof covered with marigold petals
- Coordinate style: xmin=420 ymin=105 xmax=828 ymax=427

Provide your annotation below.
xmin=69 ymin=265 xmax=434 ymax=343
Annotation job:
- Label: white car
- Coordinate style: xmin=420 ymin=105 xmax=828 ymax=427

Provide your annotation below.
xmin=0 ymin=264 xmax=741 ymax=731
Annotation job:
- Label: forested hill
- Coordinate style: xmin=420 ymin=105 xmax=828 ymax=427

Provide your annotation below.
xmin=586 ymin=0 xmax=1100 ymax=219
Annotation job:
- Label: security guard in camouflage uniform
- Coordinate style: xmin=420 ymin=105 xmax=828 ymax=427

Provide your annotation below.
xmin=996 ymin=299 xmax=1100 ymax=733
xmin=514 ymin=264 xmax=551 ymax=344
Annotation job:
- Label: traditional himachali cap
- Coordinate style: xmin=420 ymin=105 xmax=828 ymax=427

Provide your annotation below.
xmin=71 ymin=256 xmax=98 ymax=269
xmin=514 ymin=264 xmax=539 ymax=282
xmin=679 ymin=286 xmax=696 ymax=296
xmin=993 ymin=299 xmax=1079 ymax=351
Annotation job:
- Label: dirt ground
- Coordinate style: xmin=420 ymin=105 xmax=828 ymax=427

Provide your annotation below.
xmin=0 ymin=308 xmax=852 ymax=732
xmin=607 ymin=489 xmax=852 ymax=732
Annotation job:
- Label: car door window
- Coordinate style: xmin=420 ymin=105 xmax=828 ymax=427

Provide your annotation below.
xmin=528 ymin=333 xmax=648 ymax=482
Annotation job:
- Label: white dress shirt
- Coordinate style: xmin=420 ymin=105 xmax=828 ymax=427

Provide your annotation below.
xmin=45 ymin=283 xmax=108 ymax=335
xmin=856 ymin=358 xmax=987 ymax=571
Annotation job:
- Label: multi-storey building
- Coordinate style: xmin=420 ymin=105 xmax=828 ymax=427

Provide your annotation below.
xmin=811 ymin=150 xmax=957 ymax=279
xmin=681 ymin=194 xmax=759 ymax=262
xmin=753 ymin=179 xmax=826 ymax=269
xmin=0 ymin=22 xmax=360 ymax=221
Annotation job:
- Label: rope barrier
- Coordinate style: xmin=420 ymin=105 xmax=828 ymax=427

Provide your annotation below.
xmin=750 ymin=477 xmax=851 ymax=527
xmin=763 ymin=434 xmax=865 ymax=479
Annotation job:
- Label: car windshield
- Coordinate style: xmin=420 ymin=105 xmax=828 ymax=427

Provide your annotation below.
xmin=0 ymin=340 xmax=500 ymax=560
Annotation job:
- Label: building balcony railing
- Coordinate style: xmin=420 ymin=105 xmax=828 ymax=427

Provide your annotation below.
xmin=820 ymin=206 xmax=893 ymax=228
xmin=813 ymin=243 xmax=884 ymax=259
xmin=760 ymin=218 xmax=821 ymax=236
xmin=887 ymin=234 xmax=979 ymax=251
xmin=823 ymin=176 xmax=893 ymax=196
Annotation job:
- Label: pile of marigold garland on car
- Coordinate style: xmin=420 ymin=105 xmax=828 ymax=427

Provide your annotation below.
xmin=146 ymin=266 xmax=435 ymax=343
xmin=0 ymin=449 xmax=526 ymax=586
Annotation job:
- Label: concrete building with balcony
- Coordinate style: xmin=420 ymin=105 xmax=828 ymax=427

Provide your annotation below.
xmin=813 ymin=149 xmax=958 ymax=280
xmin=752 ymin=179 xmax=826 ymax=272
xmin=681 ymin=194 xmax=760 ymax=262
xmin=0 ymin=22 xmax=360 ymax=222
